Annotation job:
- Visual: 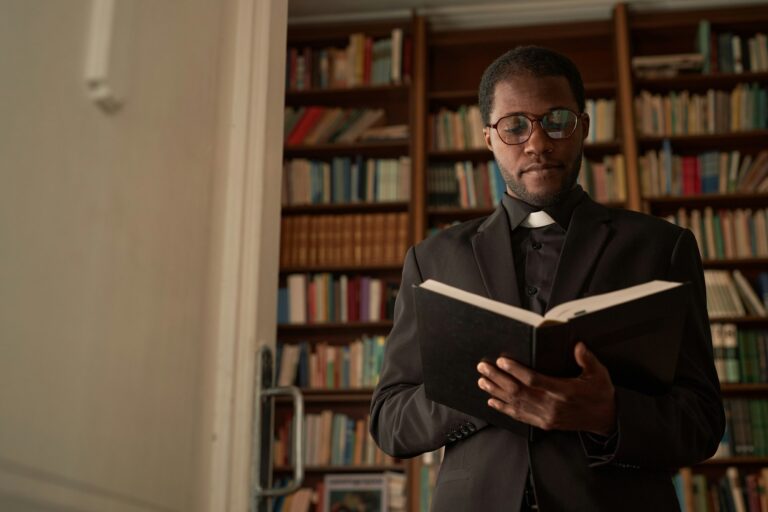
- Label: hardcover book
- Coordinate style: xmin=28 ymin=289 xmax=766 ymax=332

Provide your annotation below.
xmin=414 ymin=279 xmax=691 ymax=438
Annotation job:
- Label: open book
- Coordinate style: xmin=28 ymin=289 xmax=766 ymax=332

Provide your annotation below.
xmin=414 ymin=279 xmax=691 ymax=438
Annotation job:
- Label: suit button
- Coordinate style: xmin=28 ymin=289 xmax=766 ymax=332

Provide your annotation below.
xmin=532 ymin=242 xmax=542 ymax=250
xmin=460 ymin=426 xmax=469 ymax=436
xmin=448 ymin=434 xmax=457 ymax=442
xmin=526 ymin=286 xmax=538 ymax=296
xmin=466 ymin=423 xmax=476 ymax=432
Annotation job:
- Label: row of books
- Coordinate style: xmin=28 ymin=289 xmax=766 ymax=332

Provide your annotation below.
xmin=664 ymin=207 xmax=768 ymax=261
xmin=429 ymin=105 xmax=485 ymax=150
xmin=285 ymin=28 xmax=409 ymax=91
xmin=634 ymin=83 xmax=768 ymax=136
xmin=674 ymin=467 xmax=768 ymax=512
xmin=704 ymin=270 xmax=768 ymax=319
xmin=275 ymin=336 xmax=387 ymax=389
xmin=274 ymin=411 xmax=395 ymax=468
xmin=274 ymin=472 xmax=407 ymax=512
xmin=697 ymin=21 xmax=768 ymax=75
xmin=282 ymin=157 xmax=411 ymax=206
xmin=279 ymin=213 xmax=409 ymax=269
xmin=578 ymin=155 xmax=627 ymax=203
xmin=278 ymin=273 xmax=397 ymax=325
xmin=713 ymin=325 xmax=768 ymax=384
xmin=426 ymin=161 xmax=504 ymax=209
xmin=275 ymin=337 xmax=386 ymax=389
xmin=425 ymin=155 xmax=627 ymax=209
xmin=428 ymin=98 xmax=616 ymax=150
xmin=284 ymin=107 xmax=391 ymax=146
xmin=640 ymin=146 xmax=768 ymax=197
xmin=583 ymin=98 xmax=616 ymax=143
xmin=716 ymin=398 xmax=768 ymax=458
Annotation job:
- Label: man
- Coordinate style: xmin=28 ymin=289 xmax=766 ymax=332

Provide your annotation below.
xmin=369 ymin=46 xmax=724 ymax=511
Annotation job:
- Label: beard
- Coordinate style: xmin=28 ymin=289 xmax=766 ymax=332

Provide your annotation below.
xmin=499 ymin=149 xmax=583 ymax=207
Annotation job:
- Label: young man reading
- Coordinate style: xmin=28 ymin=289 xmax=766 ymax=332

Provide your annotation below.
xmin=369 ymin=46 xmax=724 ymax=511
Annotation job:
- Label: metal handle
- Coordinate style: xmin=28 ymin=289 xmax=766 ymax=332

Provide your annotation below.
xmin=255 ymin=385 xmax=304 ymax=497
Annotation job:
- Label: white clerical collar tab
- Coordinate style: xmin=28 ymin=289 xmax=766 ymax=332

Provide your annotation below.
xmin=521 ymin=210 xmax=556 ymax=228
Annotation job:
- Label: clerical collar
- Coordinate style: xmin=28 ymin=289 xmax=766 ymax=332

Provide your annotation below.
xmin=501 ymin=185 xmax=585 ymax=231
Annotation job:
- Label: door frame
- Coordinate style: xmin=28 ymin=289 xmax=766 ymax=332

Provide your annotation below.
xmin=197 ymin=0 xmax=287 ymax=511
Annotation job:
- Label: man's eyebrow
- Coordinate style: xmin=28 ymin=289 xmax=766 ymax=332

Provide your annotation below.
xmin=498 ymin=106 xmax=573 ymax=117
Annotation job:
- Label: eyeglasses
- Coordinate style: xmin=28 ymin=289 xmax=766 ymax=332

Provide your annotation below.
xmin=487 ymin=108 xmax=584 ymax=146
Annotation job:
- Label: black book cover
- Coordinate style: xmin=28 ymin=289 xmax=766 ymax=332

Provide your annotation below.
xmin=414 ymin=280 xmax=691 ymax=439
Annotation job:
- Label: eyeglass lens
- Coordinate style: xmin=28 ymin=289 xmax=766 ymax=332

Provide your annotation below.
xmin=496 ymin=109 xmax=578 ymax=144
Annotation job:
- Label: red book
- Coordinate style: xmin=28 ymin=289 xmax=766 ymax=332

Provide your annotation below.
xmin=348 ymin=276 xmax=359 ymax=322
xmin=307 ymin=280 xmax=316 ymax=323
xmin=402 ymin=36 xmax=413 ymax=83
xmin=694 ymin=157 xmax=702 ymax=194
xmin=682 ymin=156 xmax=696 ymax=195
xmin=286 ymin=106 xmax=325 ymax=145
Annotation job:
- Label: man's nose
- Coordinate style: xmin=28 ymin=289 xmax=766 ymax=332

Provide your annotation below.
xmin=524 ymin=121 xmax=553 ymax=155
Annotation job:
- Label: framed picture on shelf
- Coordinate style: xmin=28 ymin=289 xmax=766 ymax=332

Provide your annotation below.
xmin=324 ymin=473 xmax=388 ymax=512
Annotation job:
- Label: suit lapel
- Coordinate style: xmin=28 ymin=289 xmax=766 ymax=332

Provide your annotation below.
xmin=471 ymin=206 xmax=522 ymax=307
xmin=547 ymin=198 xmax=614 ymax=310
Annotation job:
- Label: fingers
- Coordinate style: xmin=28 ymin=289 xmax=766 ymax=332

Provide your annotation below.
xmin=477 ymin=361 xmax=520 ymax=398
xmin=574 ymin=342 xmax=605 ymax=376
xmin=495 ymin=357 xmax=559 ymax=390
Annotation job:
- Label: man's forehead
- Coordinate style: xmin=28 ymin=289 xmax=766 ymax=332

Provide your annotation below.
xmin=492 ymin=75 xmax=577 ymax=112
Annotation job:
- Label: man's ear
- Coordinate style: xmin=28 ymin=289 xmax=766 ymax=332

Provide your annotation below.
xmin=484 ymin=126 xmax=493 ymax=151
xmin=581 ymin=112 xmax=590 ymax=142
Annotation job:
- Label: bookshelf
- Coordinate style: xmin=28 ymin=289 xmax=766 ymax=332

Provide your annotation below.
xmin=622 ymin=3 xmax=768 ymax=510
xmin=278 ymin=3 xmax=768 ymax=511
xmin=276 ymin=16 xmax=421 ymax=512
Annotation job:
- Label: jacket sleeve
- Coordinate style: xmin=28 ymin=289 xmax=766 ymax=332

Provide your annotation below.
xmin=369 ymin=246 xmax=488 ymax=458
xmin=591 ymin=228 xmax=725 ymax=469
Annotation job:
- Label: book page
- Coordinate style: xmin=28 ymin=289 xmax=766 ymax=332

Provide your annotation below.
xmin=544 ymin=280 xmax=682 ymax=322
xmin=419 ymin=279 xmax=546 ymax=326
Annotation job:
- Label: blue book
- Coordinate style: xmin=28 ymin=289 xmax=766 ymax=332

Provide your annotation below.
xmin=344 ymin=417 xmax=355 ymax=465
xmin=311 ymin=161 xmax=324 ymax=204
xmin=277 ymin=287 xmax=289 ymax=324
xmin=758 ymin=272 xmax=768 ymax=309
xmin=297 ymin=342 xmax=310 ymax=387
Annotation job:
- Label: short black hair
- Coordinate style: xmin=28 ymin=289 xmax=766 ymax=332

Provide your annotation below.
xmin=478 ymin=45 xmax=585 ymax=125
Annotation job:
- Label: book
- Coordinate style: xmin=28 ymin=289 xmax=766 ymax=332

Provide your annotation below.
xmin=414 ymin=279 xmax=691 ymax=438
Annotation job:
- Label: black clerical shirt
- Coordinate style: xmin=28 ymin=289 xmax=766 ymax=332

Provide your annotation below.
xmin=501 ymin=185 xmax=586 ymax=315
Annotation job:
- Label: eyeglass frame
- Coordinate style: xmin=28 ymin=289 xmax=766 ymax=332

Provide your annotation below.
xmin=486 ymin=108 xmax=588 ymax=146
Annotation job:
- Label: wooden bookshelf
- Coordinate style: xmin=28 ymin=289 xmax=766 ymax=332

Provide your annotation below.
xmin=279 ymin=4 xmax=768 ymax=510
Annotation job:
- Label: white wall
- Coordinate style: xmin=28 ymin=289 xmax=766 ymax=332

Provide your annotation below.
xmin=0 ymin=1 xmax=227 ymax=510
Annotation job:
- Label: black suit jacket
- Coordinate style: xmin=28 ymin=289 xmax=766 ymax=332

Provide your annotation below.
xmin=370 ymin=195 xmax=725 ymax=512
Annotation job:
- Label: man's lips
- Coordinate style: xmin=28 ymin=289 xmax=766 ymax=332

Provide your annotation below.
xmin=521 ymin=163 xmax=564 ymax=173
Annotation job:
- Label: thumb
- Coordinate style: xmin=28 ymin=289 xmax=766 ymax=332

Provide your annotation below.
xmin=574 ymin=342 xmax=600 ymax=374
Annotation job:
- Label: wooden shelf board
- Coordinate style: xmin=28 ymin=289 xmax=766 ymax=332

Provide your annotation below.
xmin=286 ymin=84 xmax=409 ymax=104
xmin=277 ymin=321 xmax=394 ymax=332
xmin=274 ymin=389 xmax=375 ymax=403
xmin=702 ymin=258 xmax=768 ymax=269
xmin=282 ymin=202 xmax=410 ymax=215
xmin=279 ymin=265 xmax=402 ymax=273
xmin=637 ymin=131 xmax=768 ymax=150
xmin=720 ymin=383 xmax=768 ymax=393
xmin=284 ymin=141 xmax=410 ymax=158
xmin=274 ymin=464 xmax=404 ymax=473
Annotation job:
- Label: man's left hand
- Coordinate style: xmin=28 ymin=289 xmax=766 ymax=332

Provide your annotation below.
xmin=476 ymin=341 xmax=616 ymax=436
